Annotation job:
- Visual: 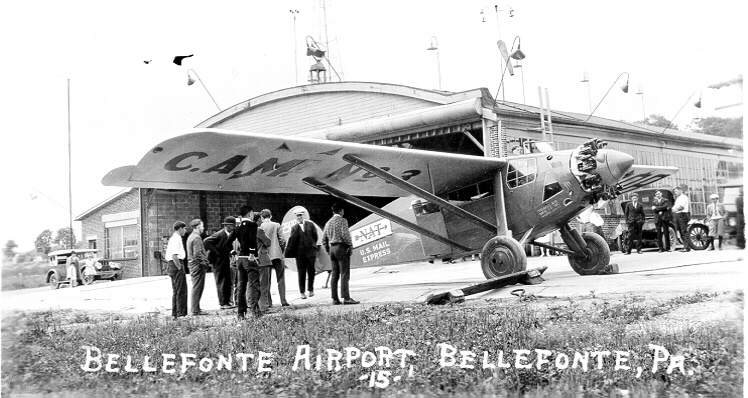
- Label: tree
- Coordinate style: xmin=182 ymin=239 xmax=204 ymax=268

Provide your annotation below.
xmin=3 ymin=240 xmax=18 ymax=260
xmin=35 ymin=229 xmax=54 ymax=255
xmin=634 ymin=114 xmax=676 ymax=129
xmin=693 ymin=116 xmax=743 ymax=139
xmin=54 ymin=227 xmax=77 ymax=249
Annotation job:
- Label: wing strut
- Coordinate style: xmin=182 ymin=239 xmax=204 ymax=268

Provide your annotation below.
xmin=302 ymin=177 xmax=472 ymax=252
xmin=342 ymin=154 xmax=497 ymax=233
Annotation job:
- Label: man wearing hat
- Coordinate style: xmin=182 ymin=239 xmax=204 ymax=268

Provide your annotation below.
xmin=204 ymin=216 xmax=237 ymax=309
xmin=623 ymin=192 xmax=645 ymax=254
xmin=651 ymin=190 xmax=672 ymax=252
xmin=672 ymin=186 xmax=691 ymax=252
xmin=705 ymin=193 xmax=726 ymax=250
xmin=166 ymin=221 xmax=188 ymax=318
xmin=284 ymin=208 xmax=319 ymax=299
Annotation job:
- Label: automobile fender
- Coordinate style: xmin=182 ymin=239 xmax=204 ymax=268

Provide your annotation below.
xmin=613 ymin=223 xmax=625 ymax=238
xmin=47 ymin=269 xmax=61 ymax=283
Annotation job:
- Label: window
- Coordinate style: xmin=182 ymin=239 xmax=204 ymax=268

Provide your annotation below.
xmin=106 ymin=225 xmax=138 ymax=259
xmin=507 ymin=159 xmax=537 ymax=188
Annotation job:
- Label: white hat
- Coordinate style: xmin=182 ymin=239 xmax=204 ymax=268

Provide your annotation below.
xmin=710 ymin=193 xmax=719 ymax=199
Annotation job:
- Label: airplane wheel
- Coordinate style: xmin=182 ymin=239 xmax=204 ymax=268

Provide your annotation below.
xmin=568 ymin=232 xmax=610 ymax=276
xmin=480 ymin=236 xmax=527 ymax=279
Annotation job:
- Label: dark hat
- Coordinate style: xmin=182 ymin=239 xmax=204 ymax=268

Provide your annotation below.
xmin=173 ymin=221 xmax=186 ymax=230
xmin=630 ymin=192 xmax=639 ymax=198
xmin=222 ymin=216 xmax=237 ymax=225
xmin=190 ymin=219 xmax=202 ymax=228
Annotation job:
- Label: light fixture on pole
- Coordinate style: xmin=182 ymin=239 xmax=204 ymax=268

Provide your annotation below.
xmin=187 ymin=69 xmax=221 ymax=112
xmin=635 ymin=85 xmax=646 ymax=120
xmin=426 ymin=36 xmax=442 ymax=90
xmin=581 ymin=71 xmax=592 ymax=114
xmin=493 ymin=36 xmax=525 ymax=106
xmin=661 ymin=91 xmax=702 ymax=133
xmin=585 ymin=71 xmax=629 ymax=121
xmin=290 ymin=9 xmax=300 ymax=86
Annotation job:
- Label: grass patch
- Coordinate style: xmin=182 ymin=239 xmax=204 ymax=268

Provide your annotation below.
xmin=1 ymin=292 xmax=742 ymax=397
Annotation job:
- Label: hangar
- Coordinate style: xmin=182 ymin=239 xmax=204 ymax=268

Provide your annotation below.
xmin=77 ymin=81 xmax=743 ymax=279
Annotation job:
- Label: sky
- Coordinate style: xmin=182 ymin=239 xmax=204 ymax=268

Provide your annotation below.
xmin=0 ymin=0 xmax=744 ymax=253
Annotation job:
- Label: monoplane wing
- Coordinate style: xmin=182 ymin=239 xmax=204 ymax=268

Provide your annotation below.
xmin=616 ymin=165 xmax=679 ymax=194
xmin=102 ymin=129 xmax=506 ymax=197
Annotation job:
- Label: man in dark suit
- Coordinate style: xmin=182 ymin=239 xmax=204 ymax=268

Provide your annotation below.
xmin=230 ymin=206 xmax=270 ymax=319
xmin=651 ymin=190 xmax=672 ymax=252
xmin=284 ymin=208 xmax=319 ymax=299
xmin=624 ymin=192 xmax=646 ymax=254
xmin=203 ymin=216 xmax=237 ymax=309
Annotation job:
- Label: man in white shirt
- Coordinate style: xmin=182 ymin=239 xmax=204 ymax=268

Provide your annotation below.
xmin=166 ymin=221 xmax=188 ymax=319
xmin=672 ymin=186 xmax=691 ymax=252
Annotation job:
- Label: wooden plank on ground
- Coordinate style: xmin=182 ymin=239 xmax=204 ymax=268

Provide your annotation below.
xmin=425 ymin=266 xmax=548 ymax=305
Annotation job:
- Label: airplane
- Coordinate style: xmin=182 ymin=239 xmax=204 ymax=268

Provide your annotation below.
xmin=103 ymin=128 xmax=677 ymax=278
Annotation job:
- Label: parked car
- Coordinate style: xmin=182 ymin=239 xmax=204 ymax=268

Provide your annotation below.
xmin=46 ymin=249 xmax=122 ymax=289
xmin=614 ymin=189 xmax=680 ymax=252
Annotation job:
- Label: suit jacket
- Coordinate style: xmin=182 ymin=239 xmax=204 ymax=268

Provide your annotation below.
xmin=203 ymin=229 xmax=232 ymax=270
xmin=284 ymin=220 xmax=318 ymax=259
xmin=652 ymin=197 xmax=672 ymax=223
xmin=256 ymin=228 xmax=272 ymax=266
xmin=624 ymin=201 xmax=645 ymax=225
xmin=259 ymin=220 xmax=286 ymax=260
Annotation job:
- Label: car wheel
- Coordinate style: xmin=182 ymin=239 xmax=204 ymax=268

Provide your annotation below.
xmin=49 ymin=273 xmax=60 ymax=289
xmin=81 ymin=268 xmax=95 ymax=285
xmin=687 ymin=224 xmax=709 ymax=251
xmin=111 ymin=273 xmax=121 ymax=281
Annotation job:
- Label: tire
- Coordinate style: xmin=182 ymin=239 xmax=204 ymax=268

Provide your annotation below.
xmin=81 ymin=268 xmax=95 ymax=285
xmin=49 ymin=273 xmax=60 ymax=290
xmin=480 ymin=236 xmax=527 ymax=279
xmin=617 ymin=231 xmax=630 ymax=254
xmin=111 ymin=273 xmax=121 ymax=281
xmin=687 ymin=224 xmax=709 ymax=251
xmin=568 ymin=232 xmax=611 ymax=275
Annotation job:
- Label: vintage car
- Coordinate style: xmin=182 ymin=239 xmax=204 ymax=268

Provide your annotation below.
xmin=614 ymin=189 xmax=680 ymax=252
xmin=46 ymin=249 xmax=122 ymax=289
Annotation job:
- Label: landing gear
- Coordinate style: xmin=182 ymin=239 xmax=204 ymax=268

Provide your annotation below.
xmin=568 ymin=232 xmax=610 ymax=275
xmin=480 ymin=236 xmax=527 ymax=279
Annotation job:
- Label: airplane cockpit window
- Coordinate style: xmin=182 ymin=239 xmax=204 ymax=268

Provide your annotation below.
xmin=507 ymin=159 xmax=537 ymax=188
xmin=543 ymin=181 xmax=563 ymax=201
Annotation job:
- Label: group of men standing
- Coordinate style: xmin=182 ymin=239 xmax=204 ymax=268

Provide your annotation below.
xmin=166 ymin=202 xmax=359 ymax=320
xmin=624 ymin=186 xmax=727 ymax=254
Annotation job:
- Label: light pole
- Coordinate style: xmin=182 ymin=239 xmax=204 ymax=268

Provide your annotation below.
xmin=636 ymin=85 xmax=646 ymax=120
xmin=585 ymin=71 xmax=629 ymax=121
xmin=290 ymin=9 xmax=300 ymax=86
xmin=426 ymin=36 xmax=442 ymax=90
xmin=67 ymin=79 xmax=73 ymax=249
xmin=187 ymin=69 xmax=221 ymax=112
xmin=581 ymin=71 xmax=592 ymax=114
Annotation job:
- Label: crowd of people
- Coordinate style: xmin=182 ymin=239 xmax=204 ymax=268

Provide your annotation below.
xmin=166 ymin=203 xmax=359 ymax=321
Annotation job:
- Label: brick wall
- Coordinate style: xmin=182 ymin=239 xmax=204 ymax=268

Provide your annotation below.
xmin=79 ymin=189 xmax=141 ymax=279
